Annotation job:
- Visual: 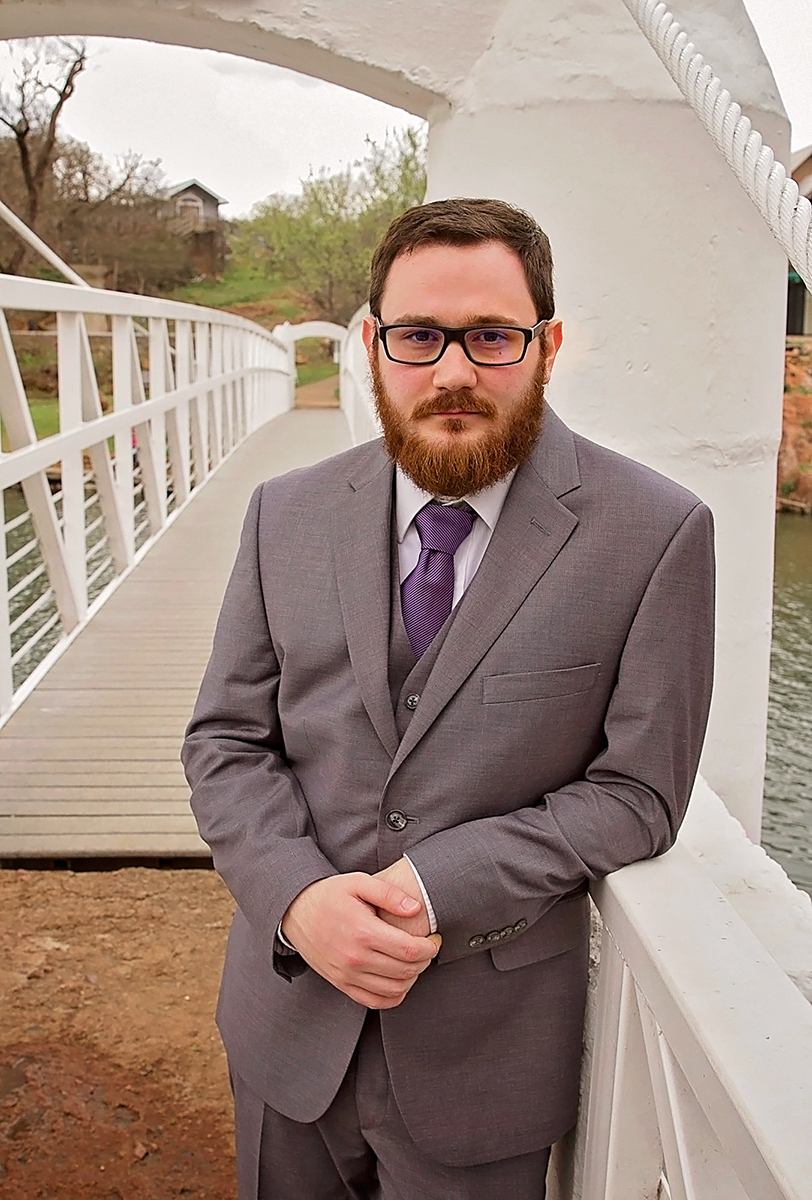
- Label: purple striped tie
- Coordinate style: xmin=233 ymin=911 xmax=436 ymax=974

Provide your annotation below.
xmin=401 ymin=502 xmax=475 ymax=658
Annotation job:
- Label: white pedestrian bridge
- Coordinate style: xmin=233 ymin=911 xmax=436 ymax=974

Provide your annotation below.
xmin=1 ymin=0 xmax=812 ymax=1196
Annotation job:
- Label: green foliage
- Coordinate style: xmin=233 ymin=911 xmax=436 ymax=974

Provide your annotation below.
xmin=170 ymin=262 xmax=280 ymax=308
xmin=297 ymin=360 xmax=339 ymax=387
xmin=0 ymin=396 xmax=59 ymax=450
xmin=233 ymin=126 xmax=427 ymax=324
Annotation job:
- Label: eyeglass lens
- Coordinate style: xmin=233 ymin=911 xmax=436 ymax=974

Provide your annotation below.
xmin=385 ymin=326 xmax=527 ymax=365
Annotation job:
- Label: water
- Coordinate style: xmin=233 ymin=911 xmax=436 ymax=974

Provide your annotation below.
xmin=764 ymin=514 xmax=812 ymax=892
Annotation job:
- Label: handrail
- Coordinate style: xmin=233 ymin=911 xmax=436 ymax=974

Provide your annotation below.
xmin=0 ymin=198 xmax=92 ymax=288
xmin=621 ymin=0 xmax=812 ymax=290
xmin=0 ymin=273 xmax=295 ymax=720
xmin=577 ymin=781 xmax=812 ymax=1200
xmin=0 ymin=273 xmax=286 ymax=331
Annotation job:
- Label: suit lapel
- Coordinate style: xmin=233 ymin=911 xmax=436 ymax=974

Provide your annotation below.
xmin=332 ymin=447 xmax=400 ymax=758
xmin=387 ymin=407 xmax=581 ymax=778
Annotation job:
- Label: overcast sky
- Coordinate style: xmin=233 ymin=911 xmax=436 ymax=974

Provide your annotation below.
xmin=2 ymin=2 xmax=811 ymax=219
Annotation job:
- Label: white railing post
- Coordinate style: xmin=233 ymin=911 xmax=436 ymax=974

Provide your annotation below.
xmin=0 ymin=501 xmax=12 ymax=716
xmin=0 ymin=312 xmax=79 ymax=633
xmin=191 ymin=321 xmax=210 ymax=486
xmin=76 ymin=318 xmax=130 ymax=576
xmin=209 ymin=323 xmax=224 ymax=465
xmin=112 ymin=315 xmax=136 ymax=564
xmin=56 ymin=312 xmax=89 ymax=621
xmin=161 ymin=320 xmax=189 ymax=506
xmin=147 ymin=318 xmax=169 ymax=526
xmin=582 ymin=932 xmax=662 ymax=1199
xmin=174 ymin=319 xmax=193 ymax=495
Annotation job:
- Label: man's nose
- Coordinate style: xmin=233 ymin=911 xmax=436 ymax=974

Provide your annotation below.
xmin=431 ymin=341 xmax=478 ymax=391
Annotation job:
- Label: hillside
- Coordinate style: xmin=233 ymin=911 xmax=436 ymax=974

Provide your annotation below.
xmin=779 ymin=339 xmax=812 ymax=513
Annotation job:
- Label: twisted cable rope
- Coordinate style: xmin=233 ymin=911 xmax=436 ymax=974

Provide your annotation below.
xmin=621 ymin=0 xmax=812 ymax=289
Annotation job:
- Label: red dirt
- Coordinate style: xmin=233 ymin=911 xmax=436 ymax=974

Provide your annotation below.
xmin=779 ymin=340 xmax=812 ymax=508
xmin=0 ymin=866 xmax=237 ymax=1198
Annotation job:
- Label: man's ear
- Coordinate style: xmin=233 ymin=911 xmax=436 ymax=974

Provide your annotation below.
xmin=361 ymin=315 xmax=377 ymax=357
xmin=543 ymin=319 xmax=564 ymax=382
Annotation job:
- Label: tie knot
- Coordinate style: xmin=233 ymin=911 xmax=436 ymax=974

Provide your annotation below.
xmin=414 ymin=502 xmax=475 ymax=555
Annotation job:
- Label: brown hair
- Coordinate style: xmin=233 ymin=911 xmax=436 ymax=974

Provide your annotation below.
xmin=368 ymin=197 xmax=555 ymax=321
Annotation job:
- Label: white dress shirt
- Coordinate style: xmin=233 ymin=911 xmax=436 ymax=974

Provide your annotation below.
xmin=394 ymin=467 xmax=516 ymax=609
xmin=279 ymin=466 xmax=517 ymax=948
xmin=396 ymin=467 xmax=517 ymax=933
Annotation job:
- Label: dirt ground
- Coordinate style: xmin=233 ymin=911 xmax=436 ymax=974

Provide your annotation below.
xmin=0 ymin=866 xmax=238 ymax=1199
xmin=780 ymin=340 xmax=812 ymax=508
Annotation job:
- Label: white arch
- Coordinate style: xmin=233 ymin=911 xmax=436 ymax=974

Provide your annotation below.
xmin=1 ymin=0 xmax=790 ymax=830
xmin=274 ymin=320 xmax=347 ymax=345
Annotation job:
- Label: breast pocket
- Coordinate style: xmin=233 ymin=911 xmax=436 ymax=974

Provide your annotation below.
xmin=482 ymin=663 xmax=601 ymax=704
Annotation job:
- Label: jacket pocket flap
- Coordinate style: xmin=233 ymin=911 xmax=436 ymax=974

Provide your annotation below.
xmin=490 ymin=895 xmax=589 ymax=971
xmin=483 ymin=664 xmax=601 ymax=704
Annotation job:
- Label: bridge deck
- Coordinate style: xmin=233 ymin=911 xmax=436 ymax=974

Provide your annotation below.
xmin=0 ymin=402 xmax=352 ymax=859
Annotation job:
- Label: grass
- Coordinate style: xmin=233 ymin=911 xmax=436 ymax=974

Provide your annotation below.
xmin=1 ymin=397 xmax=60 ymax=450
xmin=168 ymin=263 xmax=304 ymax=323
xmin=297 ymin=361 xmax=339 ymax=387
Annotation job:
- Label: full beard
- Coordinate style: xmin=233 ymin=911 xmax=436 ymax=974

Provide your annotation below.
xmin=370 ymin=354 xmax=546 ymax=498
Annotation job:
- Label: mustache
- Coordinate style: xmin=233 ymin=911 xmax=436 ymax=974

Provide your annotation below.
xmin=411 ymin=391 xmax=498 ymax=421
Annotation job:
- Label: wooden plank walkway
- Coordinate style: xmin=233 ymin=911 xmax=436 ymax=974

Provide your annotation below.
xmin=0 ymin=402 xmax=352 ymax=859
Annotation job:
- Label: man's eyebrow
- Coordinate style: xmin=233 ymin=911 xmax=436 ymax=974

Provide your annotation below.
xmin=383 ymin=313 xmax=527 ymax=327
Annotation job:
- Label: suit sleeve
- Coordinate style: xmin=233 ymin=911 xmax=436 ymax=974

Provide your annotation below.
xmin=405 ymin=500 xmax=716 ymax=964
xmin=181 ymin=486 xmax=337 ymax=953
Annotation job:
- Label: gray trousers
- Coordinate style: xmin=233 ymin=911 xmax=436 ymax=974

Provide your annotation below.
xmin=232 ymin=1013 xmax=550 ymax=1200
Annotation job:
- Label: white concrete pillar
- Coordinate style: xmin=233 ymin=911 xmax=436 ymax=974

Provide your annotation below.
xmin=424 ymin=0 xmax=789 ymax=840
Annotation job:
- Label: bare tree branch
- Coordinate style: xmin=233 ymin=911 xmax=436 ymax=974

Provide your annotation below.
xmin=0 ymin=37 xmax=87 ymax=272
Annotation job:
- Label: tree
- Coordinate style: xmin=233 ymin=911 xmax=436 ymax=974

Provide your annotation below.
xmin=234 ymin=126 xmax=427 ymax=323
xmin=0 ymin=37 xmax=87 ymax=273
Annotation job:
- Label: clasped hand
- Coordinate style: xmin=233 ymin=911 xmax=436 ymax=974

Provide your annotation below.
xmin=280 ymin=859 xmax=439 ymax=1009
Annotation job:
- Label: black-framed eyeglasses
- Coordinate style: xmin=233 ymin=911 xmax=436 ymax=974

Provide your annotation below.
xmin=375 ymin=318 xmax=550 ymax=366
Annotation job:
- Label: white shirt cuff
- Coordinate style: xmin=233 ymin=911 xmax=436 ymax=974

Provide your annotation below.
xmin=276 ymin=922 xmax=298 ymax=950
xmin=404 ymin=855 xmax=438 ymax=934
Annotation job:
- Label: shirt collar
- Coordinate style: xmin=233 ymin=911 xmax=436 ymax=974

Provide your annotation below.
xmin=395 ymin=466 xmax=517 ymax=544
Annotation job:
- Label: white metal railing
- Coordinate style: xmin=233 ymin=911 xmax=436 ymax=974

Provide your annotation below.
xmin=548 ymin=781 xmax=812 ymax=1200
xmin=274 ymin=318 xmax=348 ymax=410
xmin=0 ymin=274 xmax=294 ymax=720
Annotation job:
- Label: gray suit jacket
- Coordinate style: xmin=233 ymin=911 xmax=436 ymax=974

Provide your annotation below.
xmin=182 ymin=405 xmax=715 ymax=1166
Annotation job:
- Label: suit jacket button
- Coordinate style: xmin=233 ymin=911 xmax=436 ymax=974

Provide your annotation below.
xmin=404 ymin=693 xmax=420 ymax=710
xmin=385 ymin=810 xmax=409 ymax=832
xmin=514 ymin=918 xmax=527 ymax=931
xmin=469 ymin=934 xmax=486 ymax=948
xmin=499 ymin=926 xmax=514 ymax=939
xmin=485 ymin=930 xmax=502 ymax=943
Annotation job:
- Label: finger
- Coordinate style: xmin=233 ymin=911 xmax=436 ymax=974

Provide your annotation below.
xmin=354 ymin=910 xmax=437 ymax=962
xmin=342 ymin=945 xmax=424 ymax=982
xmin=355 ymin=875 xmax=421 ymax=920
xmin=344 ymin=984 xmax=410 ymax=1010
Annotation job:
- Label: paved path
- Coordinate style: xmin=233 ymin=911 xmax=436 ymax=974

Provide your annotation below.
xmin=0 ymin=406 xmax=351 ymax=861
xmin=294 ymin=373 xmax=340 ymax=408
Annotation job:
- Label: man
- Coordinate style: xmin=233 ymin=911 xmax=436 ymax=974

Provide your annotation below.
xmin=182 ymin=198 xmax=715 ymax=1199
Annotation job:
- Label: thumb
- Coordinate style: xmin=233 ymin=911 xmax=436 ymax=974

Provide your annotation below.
xmin=355 ymin=875 xmax=421 ymax=918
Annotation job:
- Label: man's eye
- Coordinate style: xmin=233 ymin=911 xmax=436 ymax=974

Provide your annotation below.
xmin=404 ymin=328 xmax=441 ymax=344
xmin=471 ymin=328 xmax=509 ymax=344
